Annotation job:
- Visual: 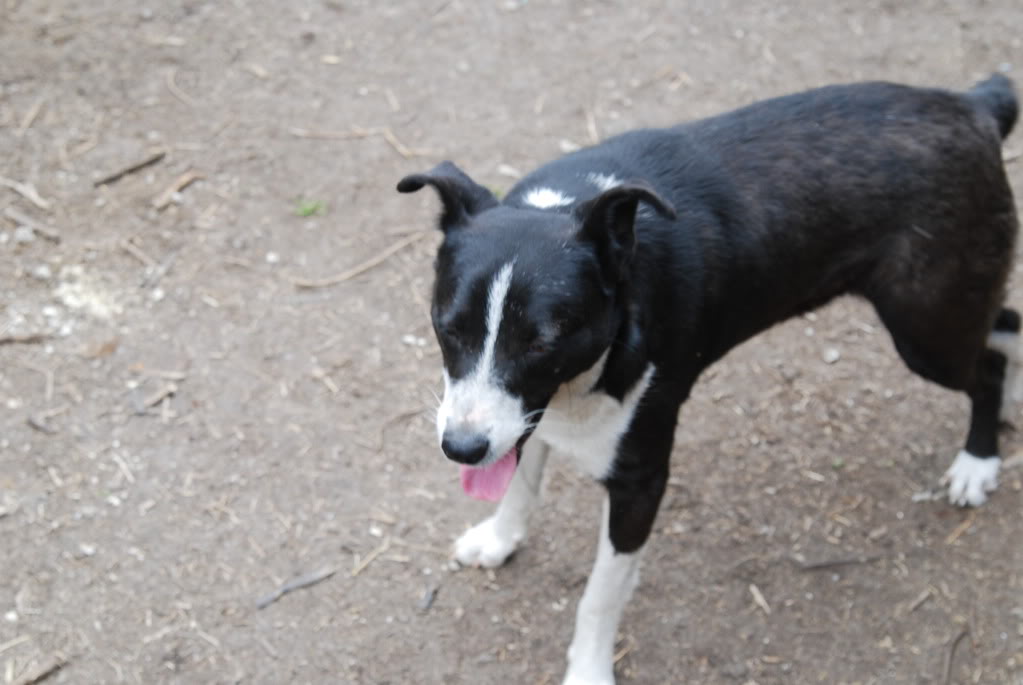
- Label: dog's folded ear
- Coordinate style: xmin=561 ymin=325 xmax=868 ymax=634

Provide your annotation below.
xmin=575 ymin=181 xmax=676 ymax=283
xmin=397 ymin=161 xmax=499 ymax=232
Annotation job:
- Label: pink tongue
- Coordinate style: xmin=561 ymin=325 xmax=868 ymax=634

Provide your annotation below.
xmin=460 ymin=448 xmax=518 ymax=501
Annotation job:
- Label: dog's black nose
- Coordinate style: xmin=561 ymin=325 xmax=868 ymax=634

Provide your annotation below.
xmin=441 ymin=430 xmax=489 ymax=464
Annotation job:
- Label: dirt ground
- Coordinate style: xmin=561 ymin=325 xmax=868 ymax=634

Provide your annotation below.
xmin=2 ymin=1 xmax=1022 ymax=683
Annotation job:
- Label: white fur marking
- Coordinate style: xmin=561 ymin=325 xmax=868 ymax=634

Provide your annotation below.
xmin=454 ymin=441 xmax=550 ymax=567
xmin=563 ymin=496 xmax=642 ymax=685
xmin=989 ymin=330 xmax=1023 ymax=420
xmin=943 ymin=450 xmax=1000 ymax=507
xmin=586 ymin=172 xmax=622 ymax=192
xmin=524 ymin=187 xmax=575 ymax=209
xmin=436 ymin=263 xmax=527 ymax=465
xmin=535 ymin=354 xmax=656 ymax=480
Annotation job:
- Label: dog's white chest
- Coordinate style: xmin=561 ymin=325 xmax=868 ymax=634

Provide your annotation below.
xmin=534 ymin=362 xmax=655 ymax=480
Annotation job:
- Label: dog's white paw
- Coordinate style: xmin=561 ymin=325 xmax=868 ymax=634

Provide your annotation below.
xmin=563 ymin=644 xmax=615 ymax=685
xmin=454 ymin=516 xmax=523 ymax=568
xmin=942 ymin=450 xmax=1000 ymax=507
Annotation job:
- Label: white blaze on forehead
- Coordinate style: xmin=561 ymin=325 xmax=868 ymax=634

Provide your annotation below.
xmin=480 ymin=262 xmax=514 ymax=375
xmin=523 ymin=187 xmax=575 ymax=209
xmin=436 ymin=263 xmax=527 ymax=465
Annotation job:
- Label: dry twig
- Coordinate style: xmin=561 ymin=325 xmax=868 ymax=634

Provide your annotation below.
xmin=749 ymin=583 xmax=771 ymax=615
xmin=351 ymin=536 xmax=391 ymax=577
xmin=0 ymin=333 xmax=50 ymax=346
xmin=255 ymin=566 xmax=339 ymax=609
xmin=798 ymin=555 xmax=882 ymax=571
xmin=944 ymin=512 xmax=976 ymax=545
xmin=153 ymin=170 xmax=203 ymax=210
xmin=13 ymin=653 xmax=68 ymax=685
xmin=942 ymin=626 xmax=969 ymax=685
xmin=93 ymin=148 xmax=167 ymax=186
xmin=286 ymin=231 xmax=430 ymax=289
xmin=16 ymin=98 xmax=45 ymax=137
xmin=166 ymin=67 xmax=199 ymax=106
xmin=0 ymin=176 xmax=51 ymax=210
xmin=289 ymin=125 xmax=437 ymax=158
xmin=4 ymin=207 xmax=61 ymax=242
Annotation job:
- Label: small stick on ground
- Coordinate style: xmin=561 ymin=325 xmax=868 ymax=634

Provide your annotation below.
xmin=256 ymin=567 xmax=339 ymax=609
xmin=120 ymin=239 xmax=158 ymax=267
xmin=143 ymin=383 xmax=178 ymax=409
xmin=942 ymin=626 xmax=970 ymax=685
xmin=0 ymin=176 xmax=51 ymax=210
xmin=944 ymin=512 xmax=977 ymax=545
xmin=0 ymin=635 xmax=30 ymax=655
xmin=166 ymin=67 xmax=199 ymax=107
xmin=26 ymin=415 xmax=58 ymax=435
xmin=16 ymin=98 xmax=46 ymax=137
xmin=3 ymin=207 xmax=61 ymax=242
xmin=351 ymin=537 xmax=392 ymax=577
xmin=141 ymin=249 xmax=180 ymax=288
xmin=798 ymin=555 xmax=883 ymax=571
xmin=0 ymin=333 xmax=51 ymax=346
xmin=289 ymin=125 xmax=437 ymax=158
xmin=13 ymin=653 xmax=68 ymax=685
xmin=749 ymin=583 xmax=772 ymax=615
xmin=153 ymin=170 xmax=203 ymax=210
xmin=612 ymin=639 xmax=634 ymax=664
xmin=286 ymin=231 xmax=430 ymax=289
xmin=93 ymin=148 xmax=167 ymax=187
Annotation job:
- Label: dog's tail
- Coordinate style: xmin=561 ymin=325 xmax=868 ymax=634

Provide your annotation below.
xmin=968 ymin=73 xmax=1018 ymax=140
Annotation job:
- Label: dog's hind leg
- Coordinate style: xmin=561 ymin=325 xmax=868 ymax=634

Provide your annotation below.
xmin=943 ymin=343 xmax=1007 ymax=507
xmin=943 ymin=311 xmax=1021 ymax=506
xmin=875 ymin=296 xmax=1013 ymax=507
xmin=454 ymin=439 xmax=549 ymax=568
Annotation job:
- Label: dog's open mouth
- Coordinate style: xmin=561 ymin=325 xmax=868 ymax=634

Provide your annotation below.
xmin=459 ymin=447 xmax=518 ymax=502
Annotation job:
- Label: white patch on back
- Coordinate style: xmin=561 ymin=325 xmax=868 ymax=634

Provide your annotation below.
xmin=585 ymin=172 xmax=621 ymax=192
xmin=943 ymin=449 xmax=1000 ymax=507
xmin=436 ymin=263 xmax=528 ymax=465
xmin=524 ymin=187 xmax=575 ymax=209
xmin=534 ymin=352 xmax=656 ymax=480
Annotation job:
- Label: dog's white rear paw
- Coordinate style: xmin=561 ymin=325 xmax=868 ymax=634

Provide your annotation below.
xmin=942 ymin=450 xmax=1000 ymax=507
xmin=454 ymin=516 xmax=523 ymax=568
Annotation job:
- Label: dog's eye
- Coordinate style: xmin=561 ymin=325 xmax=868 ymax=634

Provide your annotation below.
xmin=528 ymin=339 xmax=548 ymax=356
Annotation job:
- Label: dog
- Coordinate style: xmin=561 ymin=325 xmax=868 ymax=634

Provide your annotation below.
xmin=398 ymin=74 xmax=1019 ymax=684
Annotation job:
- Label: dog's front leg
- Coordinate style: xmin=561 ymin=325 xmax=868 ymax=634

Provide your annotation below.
xmin=454 ymin=439 xmax=550 ymax=567
xmin=563 ymin=470 xmax=667 ymax=685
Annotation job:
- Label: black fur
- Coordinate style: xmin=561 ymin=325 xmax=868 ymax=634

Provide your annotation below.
xmin=399 ymin=74 xmax=1019 ymax=552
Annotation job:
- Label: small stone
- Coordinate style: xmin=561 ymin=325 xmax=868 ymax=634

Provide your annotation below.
xmin=4 ymin=610 xmax=17 ymax=623
xmin=13 ymin=226 xmax=35 ymax=244
xmin=78 ymin=542 xmax=97 ymax=557
xmin=265 ymin=251 xmax=280 ymax=264
xmin=721 ymin=662 xmax=748 ymax=679
xmin=823 ymin=347 xmax=841 ymax=364
xmin=31 ymin=264 xmax=52 ymax=280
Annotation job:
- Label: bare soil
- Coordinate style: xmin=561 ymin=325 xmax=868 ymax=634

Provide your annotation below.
xmin=2 ymin=1 xmax=1022 ymax=683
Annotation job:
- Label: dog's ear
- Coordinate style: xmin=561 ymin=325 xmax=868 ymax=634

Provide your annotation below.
xmin=397 ymin=161 xmax=499 ymax=232
xmin=575 ymin=182 xmax=676 ymax=282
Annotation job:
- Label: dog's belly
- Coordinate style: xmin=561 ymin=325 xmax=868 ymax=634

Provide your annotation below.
xmin=534 ymin=364 xmax=655 ymax=480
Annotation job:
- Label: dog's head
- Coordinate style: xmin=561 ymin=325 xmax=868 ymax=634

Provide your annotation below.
xmin=398 ymin=161 xmax=674 ymax=500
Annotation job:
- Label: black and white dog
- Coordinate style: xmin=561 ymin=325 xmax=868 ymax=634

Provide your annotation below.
xmin=398 ymin=74 xmax=1019 ymax=684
